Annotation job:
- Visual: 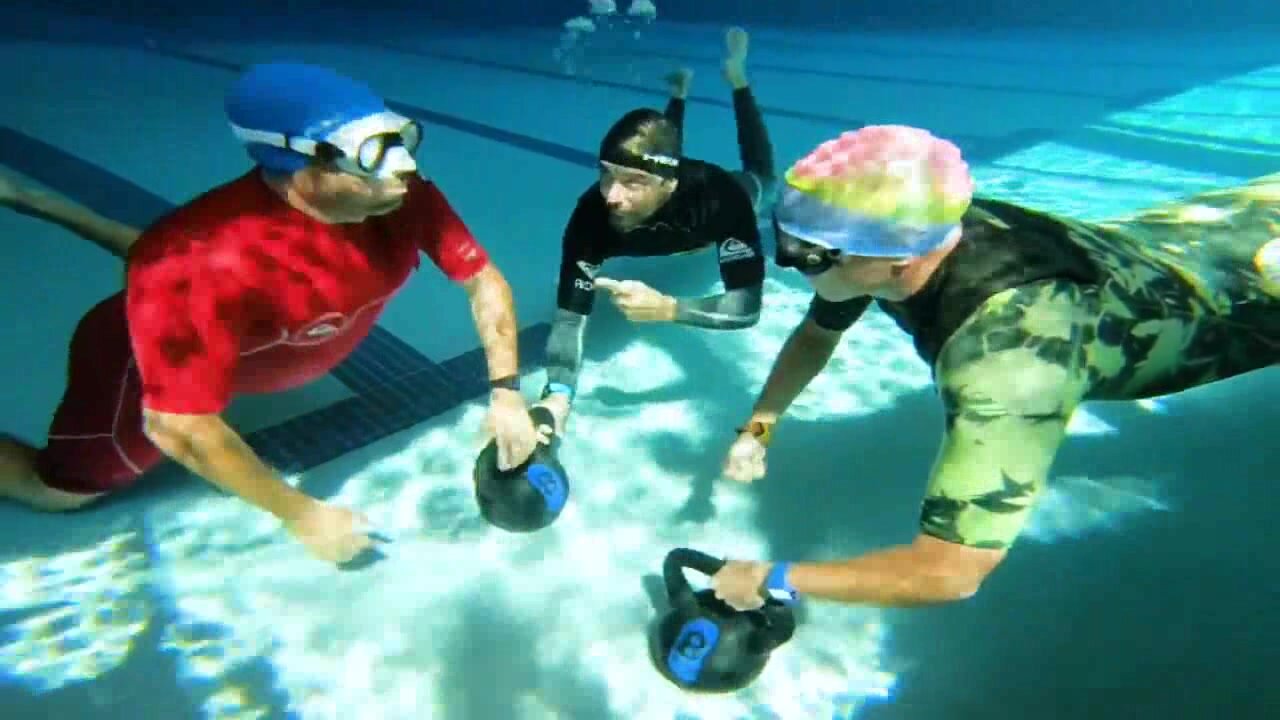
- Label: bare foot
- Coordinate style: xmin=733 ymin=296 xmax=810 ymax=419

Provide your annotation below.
xmin=722 ymin=26 xmax=749 ymax=88
xmin=0 ymin=437 xmax=101 ymax=511
xmin=665 ymin=68 xmax=693 ymax=99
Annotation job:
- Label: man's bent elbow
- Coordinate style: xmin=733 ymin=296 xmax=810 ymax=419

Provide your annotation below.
xmin=933 ymin=573 xmax=985 ymax=603
xmin=914 ymin=533 xmax=1007 ymax=603
xmin=910 ymin=565 xmax=989 ymax=605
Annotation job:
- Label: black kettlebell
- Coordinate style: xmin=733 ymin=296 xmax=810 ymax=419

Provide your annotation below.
xmin=473 ymin=405 xmax=569 ymax=533
xmin=649 ymin=548 xmax=796 ymax=693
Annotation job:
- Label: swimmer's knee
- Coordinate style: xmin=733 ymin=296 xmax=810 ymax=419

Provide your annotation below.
xmin=28 ymin=485 xmax=104 ymax=512
xmin=0 ymin=440 xmax=106 ymax=512
xmin=3 ymin=471 xmax=104 ymax=512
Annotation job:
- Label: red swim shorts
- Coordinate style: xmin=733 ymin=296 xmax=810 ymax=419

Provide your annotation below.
xmin=35 ymin=293 xmax=164 ymax=494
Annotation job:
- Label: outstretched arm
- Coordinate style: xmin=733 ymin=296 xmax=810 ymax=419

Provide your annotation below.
xmin=462 ymin=263 xmax=520 ymax=383
xmin=543 ymin=308 xmax=588 ymax=393
xmin=408 ymin=176 xmax=536 ymax=467
xmin=742 ymin=294 xmax=871 ymax=427
xmin=540 ymin=193 xmax=606 ymax=414
xmin=0 ymin=174 xmax=138 ymax=259
xmin=408 ymin=176 xmax=522 ymax=385
xmin=780 ymin=398 xmax=1062 ymax=606
xmin=745 ymin=281 xmax=1092 ymax=607
xmin=127 ymin=266 xmax=372 ymax=564
xmin=674 ymin=178 xmax=768 ymax=329
xmin=533 ymin=309 xmax=587 ymax=434
xmin=672 ymin=284 xmax=762 ymax=329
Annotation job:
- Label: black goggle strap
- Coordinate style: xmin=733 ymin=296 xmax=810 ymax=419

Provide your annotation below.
xmin=230 ymin=123 xmax=324 ymax=158
xmin=772 ymin=215 xmax=840 ymax=265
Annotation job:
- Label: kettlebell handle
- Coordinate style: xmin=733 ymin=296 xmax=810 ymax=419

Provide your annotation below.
xmin=663 ymin=548 xmax=797 ymax=655
xmin=478 ymin=405 xmax=561 ymax=472
xmin=662 ymin=548 xmax=725 ymax=614
xmin=528 ymin=405 xmax=558 ymax=447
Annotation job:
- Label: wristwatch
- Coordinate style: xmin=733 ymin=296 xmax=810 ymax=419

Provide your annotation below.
xmin=735 ymin=419 xmax=774 ymax=446
xmin=541 ymin=381 xmax=574 ymax=401
xmin=489 ymin=375 xmax=520 ymax=392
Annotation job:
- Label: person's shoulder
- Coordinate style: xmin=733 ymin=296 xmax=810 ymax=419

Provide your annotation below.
xmin=680 ymin=158 xmax=752 ymax=209
xmin=129 ymin=170 xmax=281 ymax=275
xmin=574 ymin=181 xmax=605 ymax=209
xmin=564 ymin=182 xmax=607 ymax=227
xmin=962 ymin=196 xmax=1081 ymax=239
xmin=139 ymin=171 xmax=273 ymax=244
xmin=678 ymin=157 xmax=726 ymax=187
xmin=936 ymin=279 xmax=1093 ymax=411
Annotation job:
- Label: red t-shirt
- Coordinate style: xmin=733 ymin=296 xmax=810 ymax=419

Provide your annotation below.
xmin=125 ymin=171 xmax=489 ymax=415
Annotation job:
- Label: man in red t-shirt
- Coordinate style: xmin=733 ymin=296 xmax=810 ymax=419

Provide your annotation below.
xmin=0 ymin=63 xmax=541 ymax=564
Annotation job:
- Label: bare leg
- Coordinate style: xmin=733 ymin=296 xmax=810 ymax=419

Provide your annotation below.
xmin=0 ymin=437 xmax=102 ymax=511
xmin=0 ymin=172 xmax=140 ymax=260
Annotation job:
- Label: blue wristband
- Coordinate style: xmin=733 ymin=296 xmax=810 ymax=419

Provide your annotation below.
xmin=543 ymin=382 xmax=574 ymax=400
xmin=764 ymin=562 xmax=797 ymax=603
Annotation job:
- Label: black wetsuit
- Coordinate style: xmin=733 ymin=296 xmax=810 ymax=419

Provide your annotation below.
xmin=543 ymin=88 xmax=776 ymax=396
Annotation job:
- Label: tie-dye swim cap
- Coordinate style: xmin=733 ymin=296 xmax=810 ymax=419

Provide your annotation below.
xmin=774 ymin=125 xmax=975 ymax=257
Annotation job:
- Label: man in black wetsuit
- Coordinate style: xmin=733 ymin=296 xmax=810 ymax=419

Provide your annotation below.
xmin=535 ymin=27 xmax=776 ymax=428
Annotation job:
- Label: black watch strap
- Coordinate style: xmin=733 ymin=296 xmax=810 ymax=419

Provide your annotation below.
xmin=489 ymin=374 xmax=520 ymax=392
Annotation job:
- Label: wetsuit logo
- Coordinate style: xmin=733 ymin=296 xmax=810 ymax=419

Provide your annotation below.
xmin=292 ymin=313 xmax=347 ymax=344
xmin=574 ymin=261 xmax=600 ymax=292
xmin=718 ymin=238 xmax=756 ymax=262
xmin=305 ymin=324 xmax=339 ymax=338
xmin=576 ymin=260 xmax=601 ymax=279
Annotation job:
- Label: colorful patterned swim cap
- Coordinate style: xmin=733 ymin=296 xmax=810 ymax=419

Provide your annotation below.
xmin=774 ymin=125 xmax=975 ymax=257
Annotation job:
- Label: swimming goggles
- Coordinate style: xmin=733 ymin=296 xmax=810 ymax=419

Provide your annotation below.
xmin=231 ymin=110 xmax=422 ymax=178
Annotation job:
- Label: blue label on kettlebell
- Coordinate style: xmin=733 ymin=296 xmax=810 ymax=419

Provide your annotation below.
xmin=666 ymin=618 xmax=720 ymax=685
xmin=526 ymin=463 xmax=567 ymax=513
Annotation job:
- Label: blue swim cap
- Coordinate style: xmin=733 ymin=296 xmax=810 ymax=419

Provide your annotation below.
xmin=225 ymin=62 xmax=390 ymax=174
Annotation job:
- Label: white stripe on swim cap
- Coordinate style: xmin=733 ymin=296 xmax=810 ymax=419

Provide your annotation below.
xmin=322 ymin=111 xmax=413 ymax=153
xmin=229 ymin=110 xmax=411 ymax=155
